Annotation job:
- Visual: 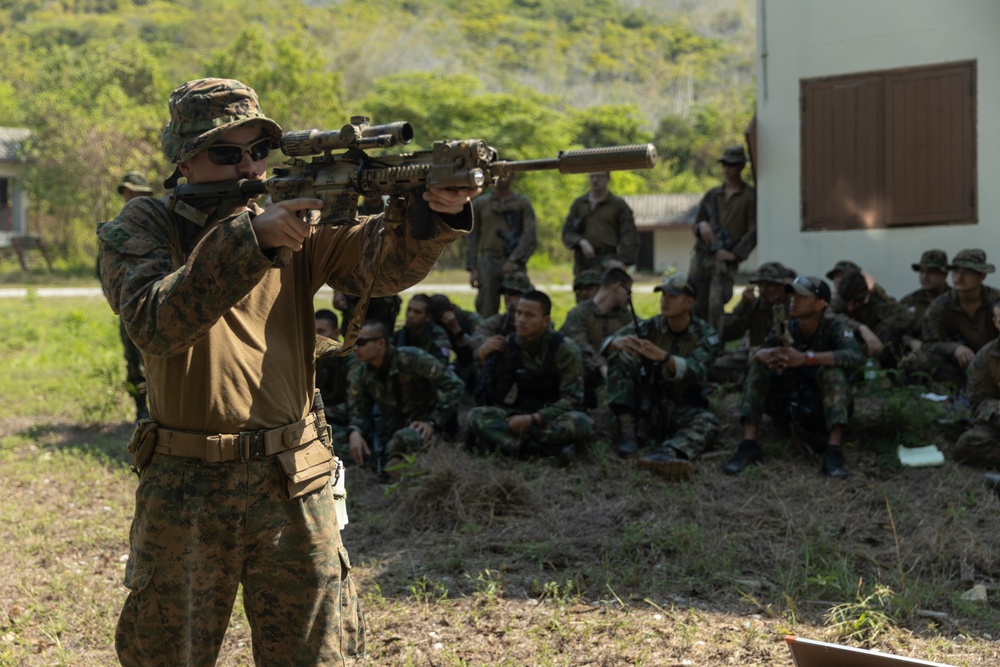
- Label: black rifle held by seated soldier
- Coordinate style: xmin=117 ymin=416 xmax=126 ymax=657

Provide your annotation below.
xmin=627 ymin=295 xmax=666 ymax=444
xmin=474 ymin=311 xmax=511 ymax=406
xmin=171 ymin=116 xmax=657 ymax=350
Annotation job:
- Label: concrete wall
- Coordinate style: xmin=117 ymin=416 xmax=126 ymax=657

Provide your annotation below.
xmin=756 ymin=0 xmax=1000 ymax=297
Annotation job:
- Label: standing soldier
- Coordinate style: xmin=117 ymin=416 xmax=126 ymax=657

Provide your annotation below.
xmin=466 ymin=290 xmax=594 ymax=462
xmin=899 ymin=249 xmax=950 ymax=355
xmin=561 ymin=172 xmax=638 ymax=278
xmin=467 ymin=173 xmax=538 ymax=317
xmin=688 ymin=145 xmax=756 ymax=334
xmin=604 ymin=274 xmax=720 ymax=479
xmin=348 ymin=321 xmax=465 ymax=477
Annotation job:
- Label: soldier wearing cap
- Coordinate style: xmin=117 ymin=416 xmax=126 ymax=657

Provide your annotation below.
xmin=835 ymin=270 xmax=914 ymax=369
xmin=467 ymin=173 xmax=538 ymax=317
xmin=472 ymin=271 xmax=533 ymax=351
xmin=603 ymin=273 xmax=720 ymax=480
xmin=725 ymin=276 xmax=863 ymax=479
xmin=561 ymin=172 xmax=638 ymax=279
xmin=904 ymin=249 xmax=1000 ymax=388
xmin=689 ymin=145 xmax=757 ymax=334
xmin=117 ymin=171 xmax=154 ymax=200
xmin=573 ymin=268 xmax=603 ymax=304
xmin=97 ymin=77 xmax=479 ymax=666
xmin=952 ymin=297 xmax=1000 ymax=468
xmin=899 ymin=250 xmax=951 ymax=353
xmin=711 ymin=261 xmax=796 ymax=383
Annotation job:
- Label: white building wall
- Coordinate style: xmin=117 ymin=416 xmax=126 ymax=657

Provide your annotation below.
xmin=652 ymin=229 xmax=758 ymax=277
xmin=756 ymin=0 xmax=1000 ymax=297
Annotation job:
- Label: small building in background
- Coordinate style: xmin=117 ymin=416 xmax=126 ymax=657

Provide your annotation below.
xmin=0 ymin=127 xmax=32 ymax=245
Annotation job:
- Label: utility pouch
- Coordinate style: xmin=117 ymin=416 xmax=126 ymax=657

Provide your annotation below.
xmin=126 ymin=418 xmax=159 ymax=475
xmin=277 ymin=439 xmax=335 ymax=500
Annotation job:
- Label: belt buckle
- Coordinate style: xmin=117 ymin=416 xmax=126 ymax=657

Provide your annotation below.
xmin=239 ymin=430 xmax=266 ymax=462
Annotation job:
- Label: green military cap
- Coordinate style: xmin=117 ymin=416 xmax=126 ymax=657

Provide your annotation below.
xmin=161 ymin=78 xmax=283 ymax=187
xmin=948 ymin=248 xmax=995 ymax=274
xmin=786 ymin=275 xmax=831 ymax=303
xmin=117 ymin=171 xmax=153 ymax=195
xmin=573 ymin=269 xmax=602 ymax=289
xmin=719 ymin=145 xmax=748 ymax=165
xmin=749 ymin=261 xmax=796 ymax=285
xmin=825 ymin=260 xmax=860 ymax=281
xmin=654 ymin=273 xmax=696 ymax=298
xmin=911 ymin=249 xmax=948 ymax=272
xmin=499 ymin=271 xmax=534 ymax=295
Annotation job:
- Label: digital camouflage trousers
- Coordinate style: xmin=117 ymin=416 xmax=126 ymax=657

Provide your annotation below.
xmin=466 ymin=406 xmax=594 ymax=457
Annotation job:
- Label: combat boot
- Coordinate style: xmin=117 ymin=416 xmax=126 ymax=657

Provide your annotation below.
xmin=821 ymin=445 xmax=849 ymax=479
xmin=724 ymin=439 xmax=762 ymax=475
xmin=615 ymin=413 xmax=639 ymax=458
xmin=638 ymin=447 xmax=694 ymax=480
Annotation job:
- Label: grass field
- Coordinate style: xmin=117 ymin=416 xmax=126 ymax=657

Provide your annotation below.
xmin=1 ymin=272 xmax=998 ymax=666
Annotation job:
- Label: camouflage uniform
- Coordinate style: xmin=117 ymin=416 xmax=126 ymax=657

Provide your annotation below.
xmin=392 ymin=322 xmax=452 ymax=364
xmin=470 ymin=272 xmax=532 ymax=351
xmin=347 ymin=345 xmax=464 ymax=461
xmin=466 ymin=328 xmax=594 ymax=457
xmin=832 ymin=289 xmax=914 ymax=368
xmin=740 ymin=313 xmax=863 ymax=436
xmin=467 ymin=189 xmax=538 ymax=316
xmin=607 ymin=315 xmax=721 ymax=459
xmin=315 ymin=336 xmax=358 ymax=461
xmin=561 ymin=191 xmax=638 ymax=277
xmin=559 ymin=297 xmax=632 ymax=408
xmin=437 ymin=305 xmax=484 ymax=390
xmin=953 ymin=338 xmax=1000 ymax=467
xmin=99 ymin=78 xmax=471 ymax=667
xmin=341 ymin=294 xmax=401 ymax=332
xmin=900 ymin=249 xmax=950 ymax=347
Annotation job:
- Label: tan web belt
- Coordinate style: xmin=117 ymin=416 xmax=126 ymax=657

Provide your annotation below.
xmin=154 ymin=413 xmax=320 ymax=463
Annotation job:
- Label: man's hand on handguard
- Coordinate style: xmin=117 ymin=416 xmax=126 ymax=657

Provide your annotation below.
xmin=251 ymin=197 xmax=324 ymax=251
xmin=423 ymin=187 xmax=481 ymax=215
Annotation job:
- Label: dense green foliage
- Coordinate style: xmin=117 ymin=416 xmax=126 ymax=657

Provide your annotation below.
xmin=0 ymin=0 xmax=755 ymax=268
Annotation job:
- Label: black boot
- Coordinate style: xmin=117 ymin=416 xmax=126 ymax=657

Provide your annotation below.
xmin=616 ymin=413 xmax=639 ymax=458
xmin=724 ymin=439 xmax=762 ymax=475
xmin=822 ymin=445 xmax=849 ymax=479
xmin=638 ymin=447 xmax=694 ymax=480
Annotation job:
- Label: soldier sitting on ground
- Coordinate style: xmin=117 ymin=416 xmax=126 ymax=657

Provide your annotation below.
xmin=899 ymin=249 xmax=951 ymax=355
xmin=835 ymin=269 xmax=913 ymax=371
xmin=348 ymin=320 xmax=465 ymax=478
xmin=724 ymin=276 xmax=863 ymax=479
xmin=466 ymin=290 xmax=594 ymax=463
xmin=393 ymin=293 xmax=452 ymax=364
xmin=604 ymin=273 xmax=720 ymax=480
xmin=429 ymin=293 xmax=483 ymax=391
xmin=314 ymin=310 xmax=356 ymax=462
xmin=472 ymin=271 xmax=533 ymax=353
xmin=952 ymin=297 xmax=1000 ymax=471
xmin=711 ymin=261 xmax=796 ymax=384
xmin=572 ymin=268 xmax=603 ymax=304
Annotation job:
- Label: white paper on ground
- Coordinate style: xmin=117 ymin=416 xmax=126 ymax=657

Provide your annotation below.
xmin=897 ymin=444 xmax=945 ymax=467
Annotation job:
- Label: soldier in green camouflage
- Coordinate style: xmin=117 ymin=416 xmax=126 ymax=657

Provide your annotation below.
xmin=834 ymin=269 xmax=914 ymax=369
xmin=98 ymin=78 xmax=478 ymax=667
xmin=572 ymin=267 xmax=603 ymax=304
xmin=899 ymin=249 xmax=950 ymax=354
xmin=467 ymin=173 xmax=538 ymax=317
xmin=466 ymin=290 xmax=594 ymax=462
xmin=953 ymin=298 xmax=1000 ymax=468
xmin=605 ymin=274 xmax=720 ymax=480
xmin=347 ymin=321 xmax=464 ymax=476
xmin=471 ymin=271 xmax=533 ymax=351
xmin=314 ymin=312 xmax=356 ymax=462
xmin=561 ymin=172 xmax=638 ymax=278
xmin=725 ymin=276 xmax=863 ymax=479
xmin=392 ymin=293 xmax=452 ymax=363
xmin=903 ymin=249 xmax=1000 ymax=388
xmin=430 ymin=293 xmax=484 ymax=390
xmin=559 ymin=267 xmax=633 ymax=408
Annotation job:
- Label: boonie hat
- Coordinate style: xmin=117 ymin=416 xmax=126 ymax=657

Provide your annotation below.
xmin=117 ymin=171 xmax=153 ymax=195
xmin=654 ymin=273 xmax=696 ymax=298
xmin=911 ymin=249 xmax=948 ymax=273
xmin=825 ymin=260 xmax=860 ymax=281
xmin=785 ymin=276 xmax=832 ymax=303
xmin=719 ymin=145 xmax=748 ymax=164
xmin=948 ymin=248 xmax=995 ymax=274
xmin=161 ymin=78 xmax=283 ymax=187
xmin=573 ymin=269 xmax=603 ymax=289
xmin=749 ymin=261 xmax=796 ymax=285
xmin=499 ymin=272 xmax=534 ymax=295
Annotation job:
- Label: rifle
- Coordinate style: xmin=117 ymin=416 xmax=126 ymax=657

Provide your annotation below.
xmin=172 ymin=116 xmax=657 ymax=350
xmin=474 ymin=312 xmax=511 ymax=406
xmin=772 ymin=303 xmax=795 ymax=347
xmin=627 ymin=296 xmax=665 ymax=443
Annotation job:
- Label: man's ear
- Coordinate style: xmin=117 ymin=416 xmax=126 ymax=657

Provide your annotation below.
xmin=177 ymin=160 xmax=194 ymax=179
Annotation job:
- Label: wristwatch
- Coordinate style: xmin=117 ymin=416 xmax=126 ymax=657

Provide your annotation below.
xmin=805 ymin=350 xmax=816 ymax=366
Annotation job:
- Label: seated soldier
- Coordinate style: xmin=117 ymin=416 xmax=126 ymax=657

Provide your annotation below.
xmin=724 ymin=276 xmax=863 ymax=479
xmin=466 ymin=290 xmax=594 ymax=462
xmin=899 ymin=249 xmax=951 ymax=355
xmin=573 ymin=268 xmax=602 ymax=304
xmin=825 ymin=260 xmax=891 ymax=312
xmin=348 ymin=320 xmax=464 ymax=478
xmin=559 ymin=267 xmax=634 ymax=408
xmin=334 ymin=290 xmax=402 ymax=334
xmin=472 ymin=271 xmax=533 ymax=351
xmin=952 ymin=297 xmax=1000 ymax=468
xmin=429 ymin=293 xmax=483 ymax=390
xmin=904 ymin=249 xmax=1000 ymax=389
xmin=835 ymin=269 xmax=913 ymax=370
xmin=712 ymin=261 xmax=796 ymax=384
xmin=393 ymin=293 xmax=452 ymax=364
xmin=314 ymin=310 xmax=356 ymax=461
xmin=604 ymin=274 xmax=720 ymax=480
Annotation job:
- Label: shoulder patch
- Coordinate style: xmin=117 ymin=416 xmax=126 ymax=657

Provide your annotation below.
xmin=843 ymin=329 xmax=855 ymax=339
xmin=707 ymin=334 xmax=720 ymax=347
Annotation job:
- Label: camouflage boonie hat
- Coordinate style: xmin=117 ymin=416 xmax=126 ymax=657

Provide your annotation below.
xmin=786 ymin=275 xmax=832 ymax=303
xmin=911 ymin=249 xmax=948 ymax=272
xmin=749 ymin=261 xmax=795 ymax=285
xmin=719 ymin=145 xmax=748 ymax=164
xmin=161 ymin=78 xmax=282 ymax=166
xmin=948 ymin=248 xmax=995 ymax=274
xmin=825 ymin=260 xmax=860 ymax=281
xmin=573 ymin=269 xmax=602 ymax=289
xmin=499 ymin=272 xmax=534 ymax=295
xmin=117 ymin=171 xmax=153 ymax=195
xmin=654 ymin=273 xmax=696 ymax=298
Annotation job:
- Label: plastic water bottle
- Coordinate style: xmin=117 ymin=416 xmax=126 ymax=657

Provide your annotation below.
xmin=864 ymin=358 xmax=877 ymax=382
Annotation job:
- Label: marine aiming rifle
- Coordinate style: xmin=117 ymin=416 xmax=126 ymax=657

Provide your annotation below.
xmin=172 ymin=116 xmax=658 ymax=347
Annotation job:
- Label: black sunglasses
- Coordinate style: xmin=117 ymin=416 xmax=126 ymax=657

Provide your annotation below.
xmin=354 ymin=336 xmax=384 ymax=347
xmin=205 ymin=138 xmax=272 ymax=166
